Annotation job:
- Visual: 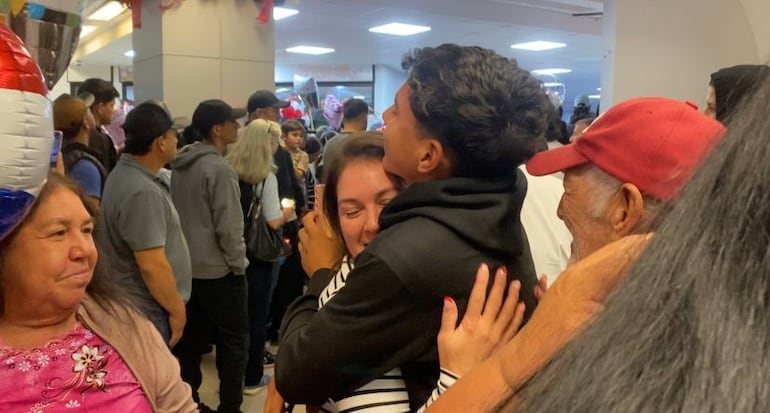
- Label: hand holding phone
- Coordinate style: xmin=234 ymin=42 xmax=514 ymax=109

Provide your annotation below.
xmin=50 ymin=130 xmax=63 ymax=168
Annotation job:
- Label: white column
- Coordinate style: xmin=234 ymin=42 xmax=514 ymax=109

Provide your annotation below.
xmin=133 ymin=0 xmax=275 ymax=118
xmin=601 ymin=0 xmax=761 ymax=109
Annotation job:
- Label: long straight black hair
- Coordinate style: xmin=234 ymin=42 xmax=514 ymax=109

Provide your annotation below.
xmin=517 ymin=77 xmax=770 ymax=412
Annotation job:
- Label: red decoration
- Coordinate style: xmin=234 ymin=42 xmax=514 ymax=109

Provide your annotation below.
xmin=257 ymin=0 xmax=273 ymax=23
xmin=281 ymin=105 xmax=303 ymax=120
xmin=0 ymin=24 xmax=47 ymax=96
xmin=119 ymin=0 xmax=142 ymax=28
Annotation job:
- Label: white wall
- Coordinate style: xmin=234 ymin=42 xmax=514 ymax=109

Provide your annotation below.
xmin=133 ymin=0 xmax=273 ymax=118
xmin=602 ymin=0 xmax=760 ymax=109
xmin=373 ymin=64 xmax=407 ymax=115
xmin=740 ymin=0 xmax=770 ymax=62
xmin=49 ymin=65 xmax=115 ymax=100
xmin=274 ymin=64 xmax=373 ymax=84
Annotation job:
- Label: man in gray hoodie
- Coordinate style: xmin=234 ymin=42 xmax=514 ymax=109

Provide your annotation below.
xmin=170 ymin=99 xmax=249 ymax=413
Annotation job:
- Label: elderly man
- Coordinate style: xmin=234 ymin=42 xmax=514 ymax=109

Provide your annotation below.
xmin=424 ymin=97 xmax=726 ymax=413
xmin=527 ymin=97 xmax=725 ymax=263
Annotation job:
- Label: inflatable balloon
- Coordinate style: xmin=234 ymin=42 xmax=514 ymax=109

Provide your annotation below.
xmin=1 ymin=0 xmax=86 ymax=89
xmin=323 ymin=93 xmax=342 ymax=130
xmin=0 ymin=23 xmax=53 ymax=240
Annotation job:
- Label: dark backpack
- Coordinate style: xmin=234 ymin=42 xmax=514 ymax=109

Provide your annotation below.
xmin=61 ymin=142 xmax=108 ymax=192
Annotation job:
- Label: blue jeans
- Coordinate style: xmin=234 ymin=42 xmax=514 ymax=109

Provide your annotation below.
xmin=146 ymin=306 xmax=171 ymax=344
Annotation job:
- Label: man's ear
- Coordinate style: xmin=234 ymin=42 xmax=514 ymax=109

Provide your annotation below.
xmin=416 ymin=138 xmax=452 ymax=179
xmin=211 ymin=124 xmax=223 ymax=138
xmin=608 ymin=183 xmax=645 ymax=236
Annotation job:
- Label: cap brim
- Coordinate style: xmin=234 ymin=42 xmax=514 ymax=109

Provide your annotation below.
xmin=230 ymin=108 xmax=248 ymax=119
xmin=273 ymin=101 xmax=290 ymax=109
xmin=526 ymin=144 xmax=590 ymax=176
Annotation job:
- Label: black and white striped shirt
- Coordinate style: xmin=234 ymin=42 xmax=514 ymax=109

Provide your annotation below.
xmin=317 ymin=259 xmax=458 ymax=413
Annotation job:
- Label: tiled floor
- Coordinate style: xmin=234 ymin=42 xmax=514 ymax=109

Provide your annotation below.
xmin=197 ymin=346 xmax=307 ymax=413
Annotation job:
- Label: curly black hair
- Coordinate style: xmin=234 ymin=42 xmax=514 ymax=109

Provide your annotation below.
xmin=401 ymin=44 xmax=550 ymax=179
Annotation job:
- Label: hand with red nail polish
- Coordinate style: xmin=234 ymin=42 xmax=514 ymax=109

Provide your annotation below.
xmin=437 ymin=263 xmax=526 ymax=376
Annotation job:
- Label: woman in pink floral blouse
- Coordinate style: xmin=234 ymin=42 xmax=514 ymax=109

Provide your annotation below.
xmin=0 ymin=173 xmax=198 ymax=412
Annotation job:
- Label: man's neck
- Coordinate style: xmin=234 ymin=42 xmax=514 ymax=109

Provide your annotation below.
xmin=130 ymin=153 xmax=165 ymax=174
xmin=342 ymin=119 xmax=366 ymax=133
xmin=74 ymin=131 xmax=90 ymax=146
xmin=203 ymin=138 xmax=226 ymax=155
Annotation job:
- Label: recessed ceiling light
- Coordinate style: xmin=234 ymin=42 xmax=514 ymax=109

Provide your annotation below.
xmin=286 ymin=46 xmax=335 ymax=55
xmin=597 ymin=87 xmax=602 ymax=91
xmin=369 ymin=23 xmax=431 ymax=36
xmin=532 ymin=68 xmax=572 ymax=75
xmin=511 ymin=41 xmax=566 ymax=51
xmin=589 ymin=95 xmax=601 ymax=99
xmin=80 ymin=25 xmax=96 ymax=38
xmin=543 ymin=82 xmax=564 ymax=87
xmin=124 ymin=50 xmax=135 ymax=57
xmin=88 ymin=1 xmax=126 ymax=21
xmin=274 ymin=7 xmax=298 ymax=20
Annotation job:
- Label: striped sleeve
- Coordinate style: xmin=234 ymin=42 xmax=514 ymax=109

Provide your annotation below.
xmin=415 ymin=368 xmax=461 ymax=413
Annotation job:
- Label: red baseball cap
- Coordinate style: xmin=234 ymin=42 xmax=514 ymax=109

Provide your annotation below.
xmin=526 ymin=97 xmax=726 ymax=201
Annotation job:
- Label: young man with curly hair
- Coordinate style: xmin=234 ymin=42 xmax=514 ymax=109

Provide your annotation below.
xmin=276 ymin=44 xmax=551 ymax=410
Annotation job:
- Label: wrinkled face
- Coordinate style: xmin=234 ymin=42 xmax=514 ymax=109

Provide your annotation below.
xmin=704 ymin=86 xmax=717 ymax=119
xmin=382 ymin=84 xmax=430 ymax=187
xmin=1 ymin=187 xmax=97 ymax=313
xmin=557 ymin=167 xmax=616 ymax=263
xmin=284 ymin=130 xmax=303 ymax=150
xmin=570 ymin=122 xmax=590 ymax=142
xmin=336 ymin=160 xmax=399 ymax=258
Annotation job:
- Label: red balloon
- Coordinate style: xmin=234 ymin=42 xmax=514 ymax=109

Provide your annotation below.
xmin=0 ymin=24 xmax=47 ymax=96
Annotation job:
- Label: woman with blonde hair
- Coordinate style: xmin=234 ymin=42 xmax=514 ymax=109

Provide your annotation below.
xmin=226 ymin=119 xmax=294 ymax=393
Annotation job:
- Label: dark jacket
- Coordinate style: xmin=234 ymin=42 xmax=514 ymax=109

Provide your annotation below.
xmin=276 ymin=171 xmax=538 ymax=410
xmin=274 ymin=146 xmax=306 ymax=213
xmin=88 ymin=127 xmax=118 ymax=173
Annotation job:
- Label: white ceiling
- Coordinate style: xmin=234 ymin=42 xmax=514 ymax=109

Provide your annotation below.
xmin=79 ymin=0 xmax=605 ymax=105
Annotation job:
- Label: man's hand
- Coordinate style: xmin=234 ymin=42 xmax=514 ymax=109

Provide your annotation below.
xmin=264 ymin=378 xmax=286 ymax=413
xmin=168 ymin=307 xmax=186 ymax=347
xmin=297 ymin=211 xmax=345 ymax=277
xmin=498 ymin=233 xmax=653 ymax=388
xmin=438 ymin=264 xmax=525 ymax=376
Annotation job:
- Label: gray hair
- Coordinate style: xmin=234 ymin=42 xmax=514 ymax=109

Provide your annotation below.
xmin=582 ymin=164 xmax=666 ymax=228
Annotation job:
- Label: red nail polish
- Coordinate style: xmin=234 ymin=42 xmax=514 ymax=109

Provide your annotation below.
xmin=444 ymin=296 xmax=454 ymax=305
xmin=501 ymin=266 xmax=508 ymax=276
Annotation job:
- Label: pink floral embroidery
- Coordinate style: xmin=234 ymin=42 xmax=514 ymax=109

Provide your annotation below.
xmin=0 ymin=323 xmax=153 ymax=412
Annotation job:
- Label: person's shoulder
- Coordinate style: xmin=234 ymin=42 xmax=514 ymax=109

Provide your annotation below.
xmin=367 ymin=217 xmax=456 ymax=260
xmin=72 ymin=158 xmax=101 ymax=175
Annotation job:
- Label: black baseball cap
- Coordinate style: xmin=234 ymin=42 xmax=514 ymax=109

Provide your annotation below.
xmin=247 ymin=90 xmax=290 ymax=113
xmin=123 ymin=101 xmax=180 ymax=155
xmin=192 ymin=99 xmax=248 ymax=138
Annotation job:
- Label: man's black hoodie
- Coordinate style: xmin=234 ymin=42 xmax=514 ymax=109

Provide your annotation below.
xmin=276 ymin=171 xmax=538 ymax=410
